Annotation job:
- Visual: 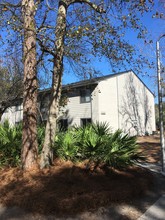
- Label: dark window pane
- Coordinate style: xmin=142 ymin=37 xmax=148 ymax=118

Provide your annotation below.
xmin=80 ymin=89 xmax=91 ymax=103
xmin=58 ymin=119 xmax=68 ymax=131
xmin=81 ymin=118 xmax=91 ymax=126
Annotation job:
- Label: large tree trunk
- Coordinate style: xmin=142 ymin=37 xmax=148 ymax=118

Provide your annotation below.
xmin=40 ymin=1 xmax=67 ymax=169
xmin=21 ymin=0 xmax=38 ymax=170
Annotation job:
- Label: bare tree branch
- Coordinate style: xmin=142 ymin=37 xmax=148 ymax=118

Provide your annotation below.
xmin=0 ymin=1 xmax=21 ymax=9
xmin=37 ymin=37 xmax=56 ymax=56
xmin=68 ymin=0 xmax=106 ymax=13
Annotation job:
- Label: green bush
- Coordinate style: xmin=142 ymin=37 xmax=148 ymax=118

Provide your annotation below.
xmin=0 ymin=120 xmax=22 ymax=167
xmin=37 ymin=124 xmax=45 ymax=153
xmin=0 ymin=121 xmax=46 ymax=167
xmin=98 ymin=129 xmax=141 ymax=168
xmin=76 ymin=122 xmax=110 ymax=160
xmin=55 ymin=129 xmax=80 ymax=161
xmin=0 ymin=120 xmax=142 ymax=168
xmin=54 ymin=123 xmax=142 ymax=168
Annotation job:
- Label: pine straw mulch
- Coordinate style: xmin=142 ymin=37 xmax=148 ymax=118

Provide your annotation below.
xmin=137 ymin=135 xmax=161 ymax=163
xmin=0 ymin=158 xmax=154 ymax=217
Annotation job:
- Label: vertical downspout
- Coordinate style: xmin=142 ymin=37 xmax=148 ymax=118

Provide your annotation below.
xmin=116 ymin=76 xmax=120 ymax=129
xmin=90 ymin=86 xmax=93 ymax=122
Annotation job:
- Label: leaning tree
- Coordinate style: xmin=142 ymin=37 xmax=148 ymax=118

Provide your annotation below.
xmin=39 ymin=0 xmax=157 ymax=168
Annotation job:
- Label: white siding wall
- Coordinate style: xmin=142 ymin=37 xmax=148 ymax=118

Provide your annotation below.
xmin=91 ymin=86 xmax=99 ymax=123
xmin=96 ymin=77 xmax=119 ymax=131
xmin=1 ymin=104 xmax=23 ymax=126
xmin=117 ymin=71 xmax=156 ymax=135
xmin=95 ymin=71 xmax=156 ymax=135
xmin=59 ymin=86 xmax=99 ymax=126
xmin=59 ymin=91 xmax=91 ymax=126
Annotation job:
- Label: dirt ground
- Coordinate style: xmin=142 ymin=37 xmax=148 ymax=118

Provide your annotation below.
xmin=137 ymin=135 xmax=161 ymax=163
xmin=0 ymin=135 xmax=165 ymax=220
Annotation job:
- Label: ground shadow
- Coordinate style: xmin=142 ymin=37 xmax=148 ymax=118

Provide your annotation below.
xmin=0 ymin=161 xmax=155 ymax=219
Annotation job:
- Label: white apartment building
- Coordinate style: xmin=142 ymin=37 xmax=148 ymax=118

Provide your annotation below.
xmin=1 ymin=70 xmax=156 ymax=136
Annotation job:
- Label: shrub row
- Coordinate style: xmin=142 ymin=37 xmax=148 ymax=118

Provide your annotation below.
xmin=0 ymin=121 xmax=142 ymax=168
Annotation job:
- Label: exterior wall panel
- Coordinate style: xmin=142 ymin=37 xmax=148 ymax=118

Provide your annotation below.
xmin=1 ymin=104 xmax=23 ymax=126
xmin=91 ymin=86 xmax=99 ymax=123
xmin=60 ymin=94 xmax=91 ymax=126
xmin=118 ymin=71 xmax=156 ymax=135
xmin=96 ymin=77 xmax=118 ymax=131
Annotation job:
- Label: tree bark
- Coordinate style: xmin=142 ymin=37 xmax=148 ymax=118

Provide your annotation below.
xmin=21 ymin=0 xmax=38 ymax=170
xmin=40 ymin=1 xmax=67 ymax=168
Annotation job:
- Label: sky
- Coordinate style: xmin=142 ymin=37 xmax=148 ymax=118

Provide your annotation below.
xmin=132 ymin=0 xmax=165 ymax=94
xmin=0 ymin=0 xmax=165 ymax=100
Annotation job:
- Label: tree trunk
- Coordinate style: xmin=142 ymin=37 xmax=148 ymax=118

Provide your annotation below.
xmin=21 ymin=0 xmax=38 ymax=170
xmin=40 ymin=1 xmax=67 ymax=169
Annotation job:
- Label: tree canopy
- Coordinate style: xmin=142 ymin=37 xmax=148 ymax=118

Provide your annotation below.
xmin=0 ymin=57 xmax=23 ymax=120
xmin=1 ymin=0 xmax=164 ymax=84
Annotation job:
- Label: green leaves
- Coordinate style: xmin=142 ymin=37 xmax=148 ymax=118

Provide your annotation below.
xmin=0 ymin=121 xmax=142 ymax=169
xmin=55 ymin=129 xmax=79 ymax=161
xmin=99 ymin=130 xmax=141 ymax=168
xmin=54 ymin=123 xmax=142 ymax=168
xmin=0 ymin=120 xmax=22 ymax=167
xmin=37 ymin=125 xmax=45 ymax=153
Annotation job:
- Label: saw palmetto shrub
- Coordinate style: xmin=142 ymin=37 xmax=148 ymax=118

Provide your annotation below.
xmin=0 ymin=121 xmax=47 ymax=167
xmin=37 ymin=124 xmax=45 ymax=153
xmin=0 ymin=120 xmax=22 ymax=167
xmin=55 ymin=129 xmax=80 ymax=161
xmin=97 ymin=129 xmax=142 ymax=168
xmin=75 ymin=122 xmax=110 ymax=161
xmin=54 ymin=123 xmax=142 ymax=168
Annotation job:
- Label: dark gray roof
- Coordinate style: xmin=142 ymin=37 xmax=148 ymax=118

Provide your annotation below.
xmin=39 ymin=70 xmax=131 ymax=94
xmin=39 ymin=70 xmax=154 ymax=96
xmin=62 ymin=70 xmax=129 ymax=89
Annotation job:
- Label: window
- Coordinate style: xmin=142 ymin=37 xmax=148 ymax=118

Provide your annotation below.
xmin=80 ymin=89 xmax=91 ymax=103
xmin=58 ymin=119 xmax=68 ymax=131
xmin=15 ymin=121 xmax=22 ymax=126
xmin=15 ymin=105 xmax=21 ymax=111
xmin=81 ymin=118 xmax=91 ymax=127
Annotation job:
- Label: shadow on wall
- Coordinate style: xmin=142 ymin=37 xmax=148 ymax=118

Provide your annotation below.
xmin=37 ymin=91 xmax=73 ymax=128
xmin=120 ymin=74 xmax=152 ymax=136
xmin=57 ymin=109 xmax=73 ymax=131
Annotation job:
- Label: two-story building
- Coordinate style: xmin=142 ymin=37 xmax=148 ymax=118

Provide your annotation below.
xmin=1 ymin=70 xmax=156 ymax=136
